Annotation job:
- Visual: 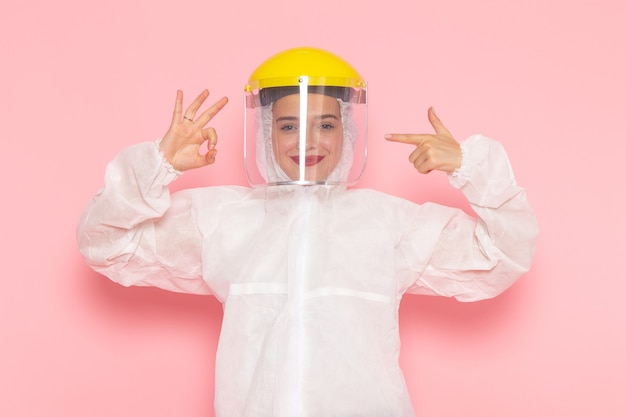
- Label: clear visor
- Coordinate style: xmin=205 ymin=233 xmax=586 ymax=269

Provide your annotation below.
xmin=244 ymin=76 xmax=367 ymax=186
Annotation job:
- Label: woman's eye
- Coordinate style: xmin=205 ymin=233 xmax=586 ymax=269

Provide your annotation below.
xmin=280 ymin=124 xmax=298 ymax=131
xmin=320 ymin=123 xmax=335 ymax=130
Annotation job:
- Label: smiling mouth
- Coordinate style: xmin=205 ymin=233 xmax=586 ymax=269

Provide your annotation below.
xmin=291 ymin=155 xmax=324 ymax=166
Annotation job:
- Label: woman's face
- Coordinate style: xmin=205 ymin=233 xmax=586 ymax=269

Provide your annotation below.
xmin=271 ymin=93 xmax=343 ymax=181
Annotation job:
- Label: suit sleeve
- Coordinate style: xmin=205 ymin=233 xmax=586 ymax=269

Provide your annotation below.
xmin=76 ymin=141 xmax=211 ymax=295
xmin=405 ymin=134 xmax=539 ymax=302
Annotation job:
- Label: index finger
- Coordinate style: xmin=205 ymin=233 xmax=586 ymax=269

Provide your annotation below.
xmin=195 ymin=96 xmax=229 ymax=127
xmin=384 ymin=133 xmax=431 ymax=145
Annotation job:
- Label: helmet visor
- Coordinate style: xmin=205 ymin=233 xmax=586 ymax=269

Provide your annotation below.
xmin=244 ymin=76 xmax=367 ymax=186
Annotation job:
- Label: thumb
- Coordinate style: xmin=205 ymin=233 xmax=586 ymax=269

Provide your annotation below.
xmin=203 ymin=148 xmax=218 ymax=165
xmin=428 ymin=107 xmax=452 ymax=136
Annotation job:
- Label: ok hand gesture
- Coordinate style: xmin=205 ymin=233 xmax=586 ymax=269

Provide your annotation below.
xmin=159 ymin=90 xmax=229 ymax=172
xmin=385 ymin=107 xmax=462 ymax=174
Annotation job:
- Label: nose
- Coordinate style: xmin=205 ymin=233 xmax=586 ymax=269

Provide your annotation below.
xmin=298 ymin=126 xmax=319 ymax=150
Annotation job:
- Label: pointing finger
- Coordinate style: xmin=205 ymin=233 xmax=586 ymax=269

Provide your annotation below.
xmin=385 ymin=133 xmax=432 ymax=145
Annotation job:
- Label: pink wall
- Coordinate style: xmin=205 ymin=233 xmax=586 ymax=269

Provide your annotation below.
xmin=2 ymin=0 xmax=624 ymax=416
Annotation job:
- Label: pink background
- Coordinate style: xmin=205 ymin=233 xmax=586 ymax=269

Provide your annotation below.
xmin=2 ymin=0 xmax=624 ymax=416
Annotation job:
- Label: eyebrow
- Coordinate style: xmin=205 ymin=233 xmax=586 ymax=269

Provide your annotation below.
xmin=275 ymin=116 xmax=298 ymax=123
xmin=275 ymin=114 xmax=339 ymax=122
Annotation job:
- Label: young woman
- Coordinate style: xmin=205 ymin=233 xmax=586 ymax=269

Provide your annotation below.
xmin=78 ymin=47 xmax=538 ymax=417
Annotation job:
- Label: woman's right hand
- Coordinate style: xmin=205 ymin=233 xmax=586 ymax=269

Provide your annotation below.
xmin=159 ymin=90 xmax=229 ymax=171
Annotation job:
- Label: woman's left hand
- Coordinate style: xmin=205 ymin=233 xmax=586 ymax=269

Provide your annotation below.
xmin=385 ymin=107 xmax=462 ymax=174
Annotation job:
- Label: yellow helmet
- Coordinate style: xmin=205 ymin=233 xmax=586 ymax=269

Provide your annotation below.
xmin=243 ymin=47 xmax=368 ymax=187
xmin=245 ymin=47 xmax=366 ymax=107
xmin=246 ymin=46 xmax=366 ymax=90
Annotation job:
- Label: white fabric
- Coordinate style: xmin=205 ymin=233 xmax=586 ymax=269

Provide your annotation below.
xmin=77 ymin=134 xmax=538 ymax=417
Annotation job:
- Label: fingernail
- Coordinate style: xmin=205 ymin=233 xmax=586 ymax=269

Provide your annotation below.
xmin=384 ymin=134 xmax=392 ymax=139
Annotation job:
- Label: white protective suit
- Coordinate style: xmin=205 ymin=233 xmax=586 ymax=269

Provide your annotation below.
xmin=77 ymin=133 xmax=538 ymax=417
